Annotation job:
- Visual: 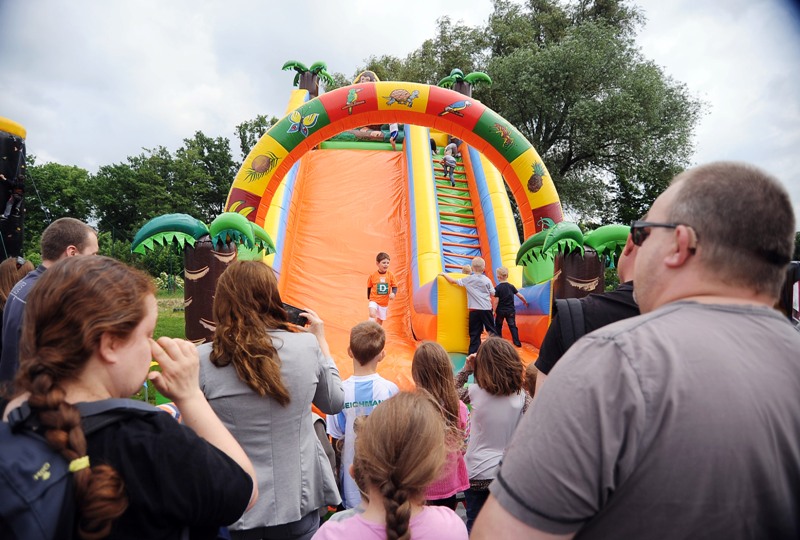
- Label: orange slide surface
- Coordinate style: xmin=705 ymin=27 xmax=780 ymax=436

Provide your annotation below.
xmin=277 ymin=149 xmax=418 ymax=390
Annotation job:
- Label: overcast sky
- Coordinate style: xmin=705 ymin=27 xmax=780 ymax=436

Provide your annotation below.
xmin=1 ymin=0 xmax=799 ymax=220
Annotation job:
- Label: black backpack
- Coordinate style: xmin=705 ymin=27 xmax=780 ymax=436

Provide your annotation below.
xmin=555 ymin=298 xmax=586 ymax=350
xmin=0 ymin=399 xmax=159 ymax=540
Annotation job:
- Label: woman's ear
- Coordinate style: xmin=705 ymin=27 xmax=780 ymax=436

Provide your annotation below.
xmin=98 ymin=332 xmax=120 ymax=364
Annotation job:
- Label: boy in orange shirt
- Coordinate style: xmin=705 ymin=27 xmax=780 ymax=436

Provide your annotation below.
xmin=367 ymin=252 xmax=398 ymax=326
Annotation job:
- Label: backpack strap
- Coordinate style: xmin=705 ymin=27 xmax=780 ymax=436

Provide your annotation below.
xmin=555 ymin=298 xmax=585 ymax=350
xmin=76 ymin=399 xmax=160 ymax=435
xmin=6 ymin=401 xmax=36 ymax=431
xmin=8 ymin=399 xmax=160 ymax=435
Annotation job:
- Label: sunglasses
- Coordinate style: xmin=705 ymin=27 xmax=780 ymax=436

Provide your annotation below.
xmin=630 ymin=221 xmax=698 ymax=254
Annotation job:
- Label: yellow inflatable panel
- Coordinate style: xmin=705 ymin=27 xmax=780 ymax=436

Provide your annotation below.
xmin=238 ymin=133 xmax=291 ymax=196
xmin=0 ymin=117 xmax=26 ymax=138
xmin=408 ymin=125 xmax=442 ymax=285
xmin=436 ymin=274 xmax=469 ymax=350
xmin=509 ymin=147 xmax=559 ymax=209
xmin=376 ymin=82 xmax=431 ymax=114
xmin=478 ymin=152 xmax=524 ymax=287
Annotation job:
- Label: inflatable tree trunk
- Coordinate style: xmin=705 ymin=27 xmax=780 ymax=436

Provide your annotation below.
xmin=453 ymin=80 xmax=472 ymax=97
xmin=183 ymin=237 xmax=237 ymax=343
xmin=299 ymin=71 xmax=320 ymax=98
xmin=553 ymin=247 xmax=604 ymax=299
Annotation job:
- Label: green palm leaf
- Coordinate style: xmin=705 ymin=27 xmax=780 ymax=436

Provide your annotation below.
xmin=437 ymin=75 xmax=457 ymax=88
xmin=448 ymin=68 xmax=465 ymax=80
xmin=309 ymin=61 xmax=328 ymax=74
xmin=251 ymin=222 xmax=276 ymax=255
xmin=543 ymin=221 xmax=585 ymax=256
xmin=464 ymin=71 xmax=493 ymax=87
xmin=584 ymin=224 xmax=630 ymax=262
xmin=317 ymin=69 xmax=334 ymax=88
xmin=281 ymin=60 xmax=308 ymax=73
xmin=131 ymin=214 xmax=209 ymax=254
xmin=209 ymin=212 xmax=256 ymax=250
xmin=516 ymin=228 xmax=551 ymax=265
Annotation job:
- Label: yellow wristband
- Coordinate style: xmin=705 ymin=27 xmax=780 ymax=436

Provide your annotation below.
xmin=69 ymin=456 xmax=91 ymax=473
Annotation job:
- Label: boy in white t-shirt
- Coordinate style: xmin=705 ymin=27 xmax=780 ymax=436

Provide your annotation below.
xmin=327 ymin=321 xmax=399 ymax=509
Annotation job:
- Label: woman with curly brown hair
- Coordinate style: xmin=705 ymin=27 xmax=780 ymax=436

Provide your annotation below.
xmin=454 ymin=336 xmax=528 ymax=532
xmin=1 ymin=256 xmax=257 ymax=539
xmin=198 ymin=260 xmax=344 ymax=540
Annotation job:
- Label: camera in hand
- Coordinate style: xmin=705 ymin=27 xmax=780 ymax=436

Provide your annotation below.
xmin=282 ymin=302 xmax=308 ymax=326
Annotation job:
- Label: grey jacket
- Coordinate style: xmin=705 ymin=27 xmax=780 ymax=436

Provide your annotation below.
xmin=198 ymin=330 xmax=344 ymax=529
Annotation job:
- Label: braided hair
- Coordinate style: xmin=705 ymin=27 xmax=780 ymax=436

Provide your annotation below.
xmin=13 ymin=256 xmax=155 ymax=539
xmin=352 ymin=391 xmax=447 ymax=540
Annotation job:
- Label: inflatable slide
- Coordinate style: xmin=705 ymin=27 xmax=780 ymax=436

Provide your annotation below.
xmin=225 ymin=80 xmax=564 ymax=389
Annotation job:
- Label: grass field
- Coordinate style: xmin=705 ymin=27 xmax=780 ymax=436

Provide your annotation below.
xmin=155 ymin=290 xmax=186 ymax=339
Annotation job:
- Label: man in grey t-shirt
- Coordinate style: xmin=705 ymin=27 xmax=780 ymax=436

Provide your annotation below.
xmin=473 ymin=162 xmax=800 ymax=539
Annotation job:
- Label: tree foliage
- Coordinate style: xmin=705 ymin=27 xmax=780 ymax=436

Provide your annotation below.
xmin=357 ymin=16 xmax=488 ymax=86
xmin=350 ymin=0 xmax=703 ymax=225
xmin=234 ymin=114 xmax=279 ymax=161
xmin=481 ymin=0 xmax=703 ymax=222
xmin=23 ymin=158 xmax=93 ymax=248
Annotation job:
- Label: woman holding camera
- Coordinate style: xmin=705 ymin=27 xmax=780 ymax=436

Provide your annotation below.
xmin=198 ymin=260 xmax=344 ymax=540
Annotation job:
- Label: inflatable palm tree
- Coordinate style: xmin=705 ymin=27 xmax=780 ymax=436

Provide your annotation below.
xmin=516 ymin=221 xmax=630 ymax=298
xmin=437 ymin=68 xmax=493 ymax=97
xmin=282 ymin=60 xmax=334 ymax=98
xmin=132 ymin=212 xmax=275 ymax=343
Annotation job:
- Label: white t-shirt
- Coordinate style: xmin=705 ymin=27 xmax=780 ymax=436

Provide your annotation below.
xmin=456 ymin=274 xmax=495 ymax=311
xmin=327 ymin=373 xmax=399 ymax=508
xmin=465 ymin=384 xmax=525 ymax=480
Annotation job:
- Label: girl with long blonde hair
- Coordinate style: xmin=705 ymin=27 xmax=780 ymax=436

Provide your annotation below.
xmin=411 ymin=341 xmax=469 ymax=510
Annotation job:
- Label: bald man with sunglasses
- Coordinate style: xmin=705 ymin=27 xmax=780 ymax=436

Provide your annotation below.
xmin=473 ymin=162 xmax=800 ymax=540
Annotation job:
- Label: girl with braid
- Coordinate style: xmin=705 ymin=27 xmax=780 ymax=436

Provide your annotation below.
xmin=313 ymin=392 xmax=468 ymax=540
xmin=411 ymin=342 xmax=469 ymax=510
xmin=1 ymin=256 xmax=257 ymax=540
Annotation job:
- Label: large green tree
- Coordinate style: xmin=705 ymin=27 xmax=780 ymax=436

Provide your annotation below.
xmin=358 ymin=16 xmax=488 ymax=85
xmin=91 ymin=132 xmax=238 ymax=241
xmin=23 ymin=158 xmax=93 ymax=250
xmin=346 ymin=0 xmax=702 ymax=225
xmin=90 ymin=148 xmax=174 ymax=241
xmin=483 ymin=0 xmax=702 ymax=222
xmin=173 ymin=131 xmax=239 ymax=220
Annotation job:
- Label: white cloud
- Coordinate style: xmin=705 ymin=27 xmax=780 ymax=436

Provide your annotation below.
xmin=635 ymin=0 xmax=800 ymax=220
